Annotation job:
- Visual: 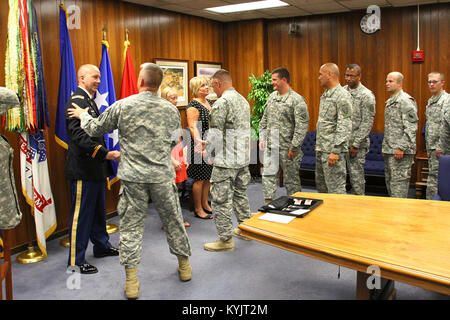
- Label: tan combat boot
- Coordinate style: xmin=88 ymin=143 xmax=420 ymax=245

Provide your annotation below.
xmin=204 ymin=238 xmax=235 ymax=252
xmin=124 ymin=267 xmax=139 ymax=299
xmin=177 ymin=256 xmax=192 ymax=282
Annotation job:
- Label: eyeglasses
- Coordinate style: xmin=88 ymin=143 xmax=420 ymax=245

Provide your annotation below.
xmin=344 ymin=74 xmax=359 ymax=78
xmin=428 ymin=80 xmax=441 ymax=85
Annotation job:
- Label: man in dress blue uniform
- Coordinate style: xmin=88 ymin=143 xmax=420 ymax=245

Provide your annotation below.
xmin=65 ymin=64 xmax=120 ymax=274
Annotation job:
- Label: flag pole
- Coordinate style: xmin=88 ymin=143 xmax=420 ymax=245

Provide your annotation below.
xmin=16 ymin=207 xmax=45 ymax=264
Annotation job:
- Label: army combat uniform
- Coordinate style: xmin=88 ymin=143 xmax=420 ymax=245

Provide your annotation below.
xmin=382 ymin=90 xmax=418 ymax=198
xmin=259 ymin=89 xmax=309 ymax=201
xmin=344 ymin=83 xmax=375 ymax=195
xmin=425 ymin=91 xmax=449 ymax=199
xmin=438 ymin=100 xmax=450 ymax=155
xmin=206 ymin=87 xmax=252 ymax=241
xmin=315 ymin=84 xmax=353 ymax=194
xmin=0 ymin=87 xmax=22 ymax=230
xmin=79 ymin=91 xmax=191 ymax=268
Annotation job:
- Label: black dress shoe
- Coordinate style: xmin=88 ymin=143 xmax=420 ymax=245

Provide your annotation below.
xmin=94 ymin=247 xmax=119 ymax=258
xmin=79 ymin=263 xmax=98 ymax=274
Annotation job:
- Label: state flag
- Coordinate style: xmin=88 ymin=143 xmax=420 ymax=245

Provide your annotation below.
xmin=95 ymin=41 xmax=120 ymax=189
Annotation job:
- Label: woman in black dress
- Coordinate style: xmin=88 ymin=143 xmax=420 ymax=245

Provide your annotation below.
xmin=186 ymin=76 xmax=214 ymax=219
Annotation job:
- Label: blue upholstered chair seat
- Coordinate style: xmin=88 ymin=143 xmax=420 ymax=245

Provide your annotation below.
xmin=300 ymin=131 xmax=385 ymax=177
xmin=301 ymin=155 xmax=316 ymax=170
xmin=363 ymin=132 xmax=384 ymax=176
xmin=432 ymin=155 xmax=450 ymax=201
xmin=301 ymin=131 xmax=316 ymax=170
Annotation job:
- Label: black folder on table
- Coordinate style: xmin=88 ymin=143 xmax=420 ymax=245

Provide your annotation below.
xmin=258 ymin=196 xmax=323 ymax=218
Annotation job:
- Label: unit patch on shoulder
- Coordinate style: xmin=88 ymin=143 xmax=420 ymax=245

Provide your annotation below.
xmin=407 ymin=109 xmax=418 ymax=122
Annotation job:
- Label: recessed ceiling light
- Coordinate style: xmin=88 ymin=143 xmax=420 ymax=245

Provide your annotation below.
xmin=205 ymin=0 xmax=289 ymax=14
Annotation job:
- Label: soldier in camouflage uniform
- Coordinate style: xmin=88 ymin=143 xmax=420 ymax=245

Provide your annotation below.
xmin=259 ymin=68 xmax=309 ymax=203
xmin=316 ymin=63 xmax=353 ymax=194
xmin=437 ymin=101 xmax=450 ymax=156
xmin=69 ymin=63 xmax=192 ymax=299
xmin=0 ymin=87 xmax=22 ymax=230
xmin=425 ymin=72 xmax=449 ymax=199
xmin=382 ymin=72 xmax=418 ymax=198
xmin=203 ymin=69 xmax=252 ymax=252
xmin=343 ymin=64 xmax=376 ymax=195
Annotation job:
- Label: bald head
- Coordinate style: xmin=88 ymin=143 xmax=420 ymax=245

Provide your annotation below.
xmin=77 ymin=64 xmax=99 ymax=82
xmin=386 ymin=71 xmax=404 ymax=95
xmin=387 ymin=72 xmax=404 ymax=84
xmin=319 ymin=63 xmax=340 ymax=89
xmin=321 ymin=63 xmax=340 ymax=78
xmin=77 ymin=64 xmax=101 ymax=96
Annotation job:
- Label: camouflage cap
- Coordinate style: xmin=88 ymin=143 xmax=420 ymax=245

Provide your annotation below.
xmin=0 ymin=87 xmax=19 ymax=115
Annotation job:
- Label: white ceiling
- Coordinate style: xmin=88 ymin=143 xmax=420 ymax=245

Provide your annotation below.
xmin=122 ymin=0 xmax=449 ymax=22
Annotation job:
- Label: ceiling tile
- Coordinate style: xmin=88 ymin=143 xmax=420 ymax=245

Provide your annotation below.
xmin=222 ymin=0 xmax=263 ymax=3
xmin=387 ymin=0 xmax=437 ymax=5
xmin=261 ymin=6 xmax=310 ymax=16
xmin=151 ymin=3 xmax=196 ymax=13
xmin=287 ymin=0 xmax=339 ymax=6
xmin=224 ymin=10 xmax=275 ymax=20
xmin=298 ymin=2 xmax=351 ymax=14
xmin=187 ymin=10 xmax=236 ymax=21
xmin=177 ymin=0 xmax=230 ymax=10
xmin=337 ymin=0 xmax=390 ymax=10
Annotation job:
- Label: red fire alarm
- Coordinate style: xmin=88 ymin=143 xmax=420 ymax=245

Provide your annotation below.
xmin=412 ymin=50 xmax=424 ymax=62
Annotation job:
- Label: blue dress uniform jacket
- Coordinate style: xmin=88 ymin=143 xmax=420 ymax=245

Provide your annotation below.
xmin=64 ymin=87 xmax=113 ymax=181
xmin=64 ymin=87 xmax=113 ymax=268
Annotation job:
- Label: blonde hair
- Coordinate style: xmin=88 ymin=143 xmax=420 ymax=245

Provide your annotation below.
xmin=428 ymin=72 xmax=445 ymax=82
xmin=189 ymin=76 xmax=209 ymax=97
xmin=161 ymin=87 xmax=178 ymax=100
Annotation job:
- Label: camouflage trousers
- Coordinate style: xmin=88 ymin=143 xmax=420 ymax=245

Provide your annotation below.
xmin=210 ymin=166 xmax=251 ymax=241
xmin=345 ymin=147 xmax=369 ymax=195
xmin=261 ymin=148 xmax=302 ymax=201
xmin=118 ymin=180 xmax=191 ymax=268
xmin=384 ymin=154 xmax=414 ymax=198
xmin=315 ymin=151 xmax=347 ymax=194
xmin=426 ymin=150 xmax=439 ymax=200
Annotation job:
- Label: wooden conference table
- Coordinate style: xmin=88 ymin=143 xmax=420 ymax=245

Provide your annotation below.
xmin=239 ymin=192 xmax=450 ymax=299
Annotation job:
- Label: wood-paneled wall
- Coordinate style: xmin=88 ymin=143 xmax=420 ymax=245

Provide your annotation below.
xmin=224 ymin=19 xmax=266 ymax=101
xmin=0 ymin=0 xmax=224 ymax=250
xmin=0 ymin=1 xmax=448 ymax=251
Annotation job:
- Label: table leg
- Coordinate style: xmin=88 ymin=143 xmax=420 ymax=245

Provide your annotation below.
xmin=356 ymin=271 xmax=396 ymax=300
